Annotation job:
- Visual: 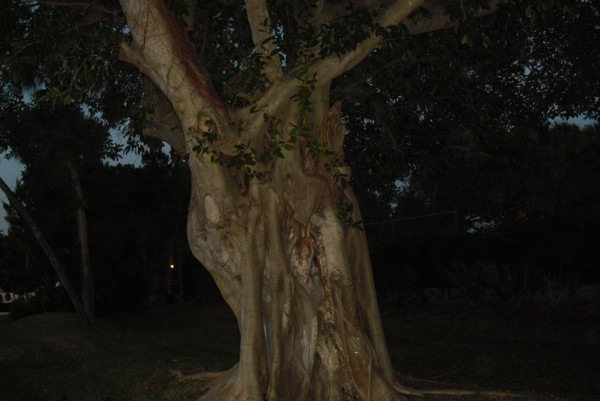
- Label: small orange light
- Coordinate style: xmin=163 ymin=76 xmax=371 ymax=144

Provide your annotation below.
xmin=169 ymin=264 xmax=175 ymax=269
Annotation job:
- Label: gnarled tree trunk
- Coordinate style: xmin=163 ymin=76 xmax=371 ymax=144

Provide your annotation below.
xmin=116 ymin=1 xmax=500 ymax=399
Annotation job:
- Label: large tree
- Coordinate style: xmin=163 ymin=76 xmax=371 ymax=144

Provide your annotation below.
xmin=112 ymin=2 xmax=508 ymax=400
xmin=2 ymin=0 xmax=592 ymax=400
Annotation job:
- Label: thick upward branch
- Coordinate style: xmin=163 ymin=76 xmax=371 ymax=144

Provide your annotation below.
xmin=119 ymin=0 xmax=226 ymax=129
xmin=245 ymin=0 xmax=283 ymax=85
xmin=141 ymin=78 xmax=187 ymax=154
xmin=251 ymin=0 xmax=425 ymax=115
xmin=312 ymin=0 xmax=426 ymax=82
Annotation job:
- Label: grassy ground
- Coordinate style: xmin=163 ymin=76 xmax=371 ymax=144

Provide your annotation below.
xmin=383 ymin=305 xmax=600 ymax=401
xmin=0 ymin=305 xmax=239 ymax=401
xmin=0 ymin=303 xmax=598 ymax=401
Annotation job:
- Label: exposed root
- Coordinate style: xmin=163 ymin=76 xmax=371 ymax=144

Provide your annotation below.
xmin=396 ymin=374 xmax=524 ymax=398
xmin=167 ymin=368 xmax=522 ymax=400
xmin=419 ymin=389 xmax=524 ymax=397
xmin=393 ymin=382 xmax=424 ymax=397
xmin=170 ymin=369 xmax=224 ymax=383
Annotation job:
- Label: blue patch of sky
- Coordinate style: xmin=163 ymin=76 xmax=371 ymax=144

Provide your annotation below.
xmin=0 ymin=153 xmax=23 ymax=233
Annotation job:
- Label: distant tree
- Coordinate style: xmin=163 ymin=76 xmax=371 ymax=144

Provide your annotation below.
xmin=0 ymin=101 xmax=121 ymax=323
xmin=0 ymin=175 xmax=92 ymax=321
xmin=341 ymin=0 xmax=599 ymax=231
xmin=336 ymin=1 xmax=599 ymax=305
xmin=372 ymin=122 xmax=600 ymax=305
xmin=1 ymin=153 xmax=194 ymax=314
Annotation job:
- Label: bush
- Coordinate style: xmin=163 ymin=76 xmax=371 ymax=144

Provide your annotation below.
xmin=10 ymin=294 xmax=44 ymax=320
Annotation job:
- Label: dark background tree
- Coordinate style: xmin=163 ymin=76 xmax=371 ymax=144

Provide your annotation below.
xmin=336 ymin=1 xmax=600 ymax=306
xmin=0 ymin=100 xmax=119 ymax=323
xmin=1 ymin=155 xmax=203 ymax=311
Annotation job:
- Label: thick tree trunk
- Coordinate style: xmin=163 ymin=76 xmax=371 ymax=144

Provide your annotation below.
xmin=115 ymin=0 xmax=507 ymax=398
xmin=184 ymin=102 xmax=410 ymax=401
xmin=115 ymin=1 xmax=456 ymax=399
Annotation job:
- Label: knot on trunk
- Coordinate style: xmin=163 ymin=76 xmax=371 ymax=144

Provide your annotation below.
xmin=319 ymin=101 xmax=345 ymax=161
xmin=204 ymin=194 xmax=222 ymax=225
xmin=290 ymin=223 xmax=316 ymax=282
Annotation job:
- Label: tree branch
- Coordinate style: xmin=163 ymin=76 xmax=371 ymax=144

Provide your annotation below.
xmin=118 ymin=41 xmax=160 ymax=84
xmin=312 ymin=0 xmax=427 ymax=84
xmin=244 ymin=0 xmax=283 ymax=84
xmin=141 ymin=78 xmax=187 ymax=154
xmin=247 ymin=0 xmax=426 ymax=119
xmin=119 ymin=0 xmax=227 ymax=130
xmin=311 ymin=0 xmax=500 ymax=84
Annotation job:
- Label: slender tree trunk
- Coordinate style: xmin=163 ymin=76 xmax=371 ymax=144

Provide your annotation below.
xmin=174 ymin=177 xmax=188 ymax=303
xmin=68 ymin=161 xmax=95 ymax=324
xmin=0 ymin=176 xmax=92 ymax=325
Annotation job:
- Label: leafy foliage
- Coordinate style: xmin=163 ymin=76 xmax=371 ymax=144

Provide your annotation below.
xmin=332 ymin=1 xmax=600 ymax=302
xmin=2 ymin=0 xmax=599 ymax=313
xmin=1 ymin=0 xmax=144 ymax=144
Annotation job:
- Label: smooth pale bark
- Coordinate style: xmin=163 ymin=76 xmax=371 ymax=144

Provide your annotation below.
xmin=0 ymin=176 xmax=92 ymax=325
xmin=117 ymin=0 xmax=502 ymax=399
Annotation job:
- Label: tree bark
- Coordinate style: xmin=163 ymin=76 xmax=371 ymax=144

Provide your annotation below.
xmin=184 ymin=101 xmax=410 ymax=401
xmin=0 ymin=176 xmax=92 ymax=325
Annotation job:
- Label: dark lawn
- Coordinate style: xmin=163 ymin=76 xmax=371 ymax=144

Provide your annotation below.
xmin=0 ymin=303 xmax=598 ymax=401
